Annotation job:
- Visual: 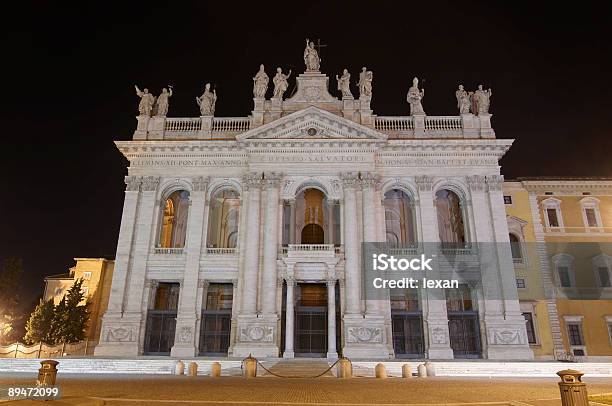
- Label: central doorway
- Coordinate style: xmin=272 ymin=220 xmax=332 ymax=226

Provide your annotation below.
xmin=295 ymin=283 xmax=327 ymax=357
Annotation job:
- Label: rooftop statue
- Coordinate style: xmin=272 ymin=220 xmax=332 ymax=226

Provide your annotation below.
xmin=473 ymin=85 xmax=493 ymax=114
xmin=135 ymin=85 xmax=155 ymax=117
xmin=196 ymin=83 xmax=217 ymax=116
xmin=303 ymin=38 xmax=320 ymax=71
xmin=406 ymin=77 xmax=425 ymax=115
xmin=336 ymin=69 xmax=353 ymax=98
xmin=155 ymin=86 xmax=173 ymax=117
xmin=272 ymin=68 xmax=292 ymax=99
xmin=253 ymin=64 xmax=269 ymax=99
xmin=357 ymin=67 xmax=373 ymax=99
xmin=455 ymin=84 xmax=471 ymax=114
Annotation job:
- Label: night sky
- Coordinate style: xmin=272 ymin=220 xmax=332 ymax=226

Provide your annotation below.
xmin=2 ymin=2 xmax=611 ymax=310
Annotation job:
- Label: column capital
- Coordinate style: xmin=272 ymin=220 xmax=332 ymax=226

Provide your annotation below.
xmin=124 ymin=176 xmax=142 ymax=191
xmin=242 ymin=172 xmax=263 ymax=191
xmin=198 ymin=280 xmax=209 ymax=289
xmin=485 ymin=175 xmax=504 ymax=191
xmin=284 ymin=276 xmax=296 ymax=286
xmin=466 ymin=175 xmax=487 ymax=192
xmin=340 ymin=172 xmax=360 ymax=189
xmin=144 ymin=279 xmax=158 ymax=289
xmin=326 ymin=278 xmax=336 ymax=288
xmin=360 ymin=172 xmax=381 ymax=189
xmin=415 ymin=175 xmax=434 ymax=191
xmin=141 ymin=176 xmax=161 ymax=192
xmin=192 ymin=176 xmax=210 ymax=192
xmin=263 ymin=172 xmax=283 ymax=188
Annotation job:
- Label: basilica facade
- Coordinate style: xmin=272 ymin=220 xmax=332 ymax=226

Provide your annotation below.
xmin=94 ymin=46 xmax=533 ymax=360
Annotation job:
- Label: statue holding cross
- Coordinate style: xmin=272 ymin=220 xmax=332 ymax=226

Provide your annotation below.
xmin=303 ymin=38 xmax=322 ymax=72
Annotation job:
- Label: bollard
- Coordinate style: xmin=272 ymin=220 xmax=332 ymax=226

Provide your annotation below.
xmin=375 ymin=363 xmax=388 ymax=379
xmin=424 ymin=361 xmax=436 ymax=377
xmin=37 ymin=360 xmax=59 ymax=387
xmin=402 ymin=363 xmax=412 ymax=378
xmin=417 ymin=363 xmax=427 ymax=378
xmin=337 ymin=357 xmax=352 ymax=379
xmin=188 ymin=362 xmax=198 ymax=376
xmin=557 ymin=369 xmax=589 ymax=406
xmin=211 ymin=362 xmax=221 ymax=378
xmin=242 ymin=354 xmax=257 ymax=379
xmin=175 ymin=360 xmax=185 ymax=375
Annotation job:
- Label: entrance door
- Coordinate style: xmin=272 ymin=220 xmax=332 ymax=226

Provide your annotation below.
xmin=144 ymin=282 xmax=180 ymax=355
xmin=448 ymin=313 xmax=481 ymax=358
xmin=301 ymin=224 xmax=324 ymax=244
xmin=391 ymin=314 xmax=424 ymax=358
xmin=199 ymin=283 xmax=233 ymax=356
xmin=294 ymin=284 xmax=327 ymax=357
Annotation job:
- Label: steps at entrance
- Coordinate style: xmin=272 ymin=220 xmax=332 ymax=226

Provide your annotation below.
xmin=258 ymin=360 xmax=335 ymax=377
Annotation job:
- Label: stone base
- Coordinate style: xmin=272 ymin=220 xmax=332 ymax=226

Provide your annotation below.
xmin=427 ymin=346 xmax=455 ymax=360
xmin=231 ymin=314 xmax=280 ymax=358
xmin=326 ymin=351 xmax=339 ymax=359
xmin=342 ymin=314 xmax=391 ymax=359
xmin=94 ymin=312 xmax=143 ymax=357
xmin=484 ymin=316 xmax=534 ymax=360
xmin=486 ymin=344 xmax=534 ymax=360
xmin=170 ymin=345 xmax=197 ymax=358
xmin=93 ymin=342 xmax=140 ymax=357
xmin=282 ymin=351 xmax=295 ymax=359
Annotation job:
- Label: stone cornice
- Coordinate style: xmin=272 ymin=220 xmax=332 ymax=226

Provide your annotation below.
xmin=382 ymin=139 xmax=513 ymax=156
xmin=522 ymin=180 xmax=612 ymax=194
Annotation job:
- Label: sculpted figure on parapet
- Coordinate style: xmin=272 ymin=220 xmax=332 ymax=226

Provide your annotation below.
xmin=272 ymin=68 xmax=291 ymax=99
xmin=336 ymin=69 xmax=353 ymax=98
xmin=252 ymin=64 xmax=269 ymax=99
xmin=357 ymin=67 xmax=373 ymax=98
xmin=473 ymin=85 xmax=493 ymax=114
xmin=196 ymin=83 xmax=217 ymax=116
xmin=455 ymin=85 xmax=471 ymax=114
xmin=155 ymin=86 xmax=173 ymax=117
xmin=407 ymin=77 xmax=425 ymax=115
xmin=303 ymin=38 xmax=320 ymax=71
xmin=134 ymin=85 xmax=155 ymax=116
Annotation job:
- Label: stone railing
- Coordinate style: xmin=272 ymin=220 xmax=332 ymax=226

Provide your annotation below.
xmin=205 ymin=247 xmax=238 ymax=255
xmin=281 ymin=244 xmax=341 ymax=258
xmin=373 ymin=114 xmax=493 ymax=139
xmin=374 ymin=116 xmax=414 ymax=131
xmin=425 ymin=116 xmax=462 ymax=131
xmin=153 ymin=247 xmax=184 ymax=255
xmin=211 ymin=117 xmax=251 ymax=133
xmin=165 ymin=117 xmax=201 ymax=133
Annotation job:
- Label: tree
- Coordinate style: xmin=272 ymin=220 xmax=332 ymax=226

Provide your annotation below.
xmin=0 ymin=258 xmax=23 ymax=345
xmin=50 ymin=279 xmax=90 ymax=344
xmin=24 ymin=299 xmax=55 ymax=344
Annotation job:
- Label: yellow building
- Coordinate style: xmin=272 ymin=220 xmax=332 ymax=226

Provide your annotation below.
xmin=504 ymin=179 xmax=612 ymax=361
xmin=43 ymin=258 xmax=114 ymax=343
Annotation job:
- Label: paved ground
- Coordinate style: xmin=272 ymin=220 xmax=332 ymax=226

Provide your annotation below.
xmin=1 ymin=373 xmax=611 ymax=405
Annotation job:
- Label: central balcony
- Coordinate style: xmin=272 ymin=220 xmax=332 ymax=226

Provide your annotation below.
xmin=280 ymin=244 xmax=343 ymax=259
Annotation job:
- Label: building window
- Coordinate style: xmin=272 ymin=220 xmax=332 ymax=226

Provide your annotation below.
xmin=384 ymin=189 xmax=417 ymax=246
xmin=509 ymin=233 xmax=523 ymax=263
xmin=83 ymin=272 xmax=92 ymax=280
xmin=585 ymin=209 xmax=598 ymax=227
xmin=504 ymin=195 xmax=513 ymax=205
xmin=206 ymin=188 xmax=241 ymax=249
xmin=552 ymin=254 xmax=575 ymax=289
xmin=546 ymin=209 xmax=559 ymax=227
xmin=558 ymin=266 xmax=571 ymax=287
xmin=564 ymin=315 xmax=587 ymax=357
xmin=542 ymin=198 xmax=563 ymax=230
xmin=592 ymin=255 xmax=612 ymax=288
xmin=522 ymin=312 xmax=537 ymax=344
xmin=435 ymin=189 xmax=467 ymax=246
xmin=81 ymin=287 xmax=89 ymax=296
xmin=580 ymin=197 xmax=603 ymax=231
xmin=567 ymin=323 xmax=584 ymax=346
xmin=516 ymin=278 xmax=526 ymax=289
xmin=598 ymin=267 xmax=611 ymax=288
xmin=159 ymin=190 xmax=190 ymax=248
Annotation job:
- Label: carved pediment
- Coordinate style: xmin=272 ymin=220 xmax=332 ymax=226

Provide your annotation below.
xmin=236 ymin=106 xmax=387 ymax=142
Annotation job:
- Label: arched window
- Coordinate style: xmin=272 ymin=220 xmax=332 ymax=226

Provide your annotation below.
xmin=435 ymin=189 xmax=466 ymax=245
xmin=207 ymin=189 xmax=241 ymax=249
xmin=159 ymin=190 xmax=190 ymax=248
xmin=383 ymin=189 xmax=416 ymax=246
xmin=509 ymin=233 xmax=523 ymax=261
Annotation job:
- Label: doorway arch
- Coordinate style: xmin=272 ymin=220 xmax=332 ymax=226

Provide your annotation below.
xmin=301 ymin=224 xmax=324 ymax=244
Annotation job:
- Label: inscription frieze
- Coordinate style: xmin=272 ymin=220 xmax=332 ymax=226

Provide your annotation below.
xmin=131 ymin=158 xmax=247 ymax=167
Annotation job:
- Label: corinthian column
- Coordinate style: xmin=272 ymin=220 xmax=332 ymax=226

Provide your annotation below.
xmin=361 ymin=173 xmax=382 ymax=315
xmin=283 ymin=276 xmax=295 ymax=358
xmin=341 ymin=172 xmax=361 ymax=315
xmin=261 ymin=172 xmax=282 ymax=315
xmin=326 ymin=279 xmax=338 ymax=358
xmin=240 ymin=173 xmax=262 ymax=314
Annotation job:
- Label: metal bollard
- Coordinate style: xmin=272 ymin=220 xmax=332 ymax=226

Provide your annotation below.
xmin=424 ymin=361 xmax=436 ymax=377
xmin=211 ymin=362 xmax=221 ymax=378
xmin=188 ymin=362 xmax=198 ymax=376
xmin=417 ymin=363 xmax=427 ymax=378
xmin=175 ymin=360 xmax=185 ymax=375
xmin=337 ymin=357 xmax=352 ymax=378
xmin=375 ymin=363 xmax=388 ymax=379
xmin=242 ymin=354 xmax=257 ymax=379
xmin=557 ymin=369 xmax=589 ymax=406
xmin=37 ymin=360 xmax=59 ymax=387
xmin=402 ymin=363 xmax=412 ymax=378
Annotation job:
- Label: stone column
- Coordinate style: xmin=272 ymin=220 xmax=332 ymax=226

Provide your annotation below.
xmin=283 ymin=276 xmax=295 ymax=358
xmin=261 ymin=172 xmax=282 ymax=315
xmin=415 ymin=175 xmax=454 ymax=359
xmin=361 ymin=173 xmax=382 ymax=315
xmin=326 ymin=279 xmax=338 ymax=358
xmin=341 ymin=172 xmax=361 ymax=315
xmin=240 ymin=173 xmax=262 ymax=314
xmin=289 ymin=199 xmax=296 ymax=244
xmin=171 ymin=177 xmax=209 ymax=357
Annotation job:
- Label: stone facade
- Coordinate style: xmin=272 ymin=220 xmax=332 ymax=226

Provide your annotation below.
xmin=94 ymin=59 xmax=532 ymax=360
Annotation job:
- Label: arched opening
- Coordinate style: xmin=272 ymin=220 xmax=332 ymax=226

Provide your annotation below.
xmin=207 ymin=188 xmax=241 ymax=249
xmin=435 ymin=189 xmax=466 ymax=246
xmin=159 ymin=190 xmax=190 ymax=248
xmin=509 ymin=233 xmax=522 ymax=261
xmin=301 ymin=224 xmax=324 ymax=244
xmin=384 ymin=189 xmax=417 ymax=246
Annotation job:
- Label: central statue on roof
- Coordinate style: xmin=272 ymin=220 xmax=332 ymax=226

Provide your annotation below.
xmin=303 ymin=38 xmax=320 ymax=71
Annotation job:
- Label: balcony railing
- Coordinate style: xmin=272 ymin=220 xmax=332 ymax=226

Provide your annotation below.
xmin=165 ymin=118 xmax=201 ymax=133
xmin=374 ymin=116 xmax=414 ymax=131
xmin=425 ymin=116 xmax=462 ymax=131
xmin=211 ymin=117 xmax=251 ymax=133
xmin=205 ymin=247 xmax=238 ymax=255
xmin=153 ymin=247 xmax=184 ymax=255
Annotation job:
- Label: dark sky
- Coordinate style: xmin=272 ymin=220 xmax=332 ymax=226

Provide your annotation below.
xmin=2 ymin=2 xmax=611 ymax=309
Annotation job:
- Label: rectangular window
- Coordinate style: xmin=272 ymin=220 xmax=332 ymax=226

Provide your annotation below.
xmin=153 ymin=283 xmax=180 ymax=311
xmin=503 ymin=195 xmax=512 ymax=204
xmin=547 ymin=209 xmax=559 ymax=227
xmin=516 ymin=278 xmax=526 ymax=289
xmin=82 ymin=272 xmax=92 ymax=280
xmin=585 ymin=208 xmax=598 ymax=227
xmin=567 ymin=323 xmax=584 ymax=346
xmin=522 ymin=312 xmax=537 ymax=344
xmin=558 ymin=267 xmax=571 ymax=287
xmin=598 ymin=267 xmax=611 ymax=288
xmin=205 ymin=284 xmax=233 ymax=310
